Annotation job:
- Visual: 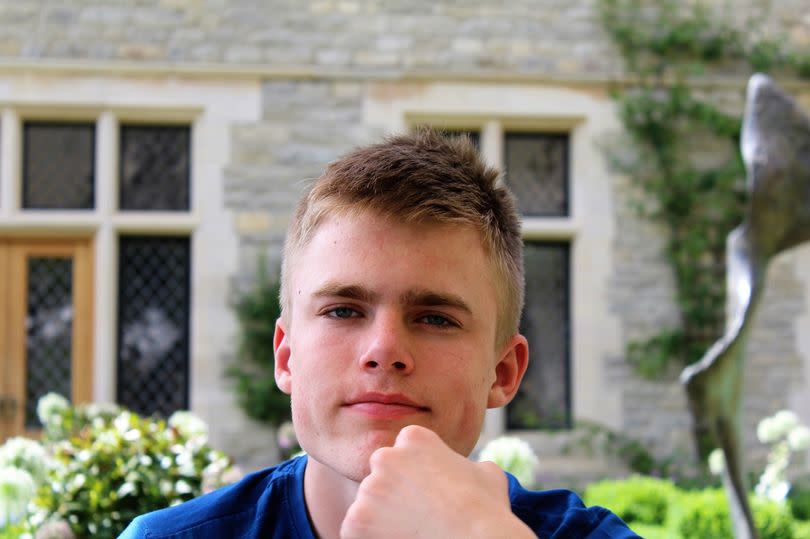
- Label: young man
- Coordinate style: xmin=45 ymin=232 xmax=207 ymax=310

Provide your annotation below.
xmin=120 ymin=130 xmax=639 ymax=538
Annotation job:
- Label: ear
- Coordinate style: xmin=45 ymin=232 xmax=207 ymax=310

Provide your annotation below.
xmin=274 ymin=317 xmax=293 ymax=395
xmin=487 ymin=334 xmax=529 ymax=408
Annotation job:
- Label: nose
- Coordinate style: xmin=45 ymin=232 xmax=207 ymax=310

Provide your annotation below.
xmin=358 ymin=311 xmax=414 ymax=374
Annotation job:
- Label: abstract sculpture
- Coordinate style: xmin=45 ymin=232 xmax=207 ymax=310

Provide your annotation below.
xmin=681 ymin=74 xmax=810 ymax=539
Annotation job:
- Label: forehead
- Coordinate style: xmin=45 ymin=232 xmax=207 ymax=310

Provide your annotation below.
xmin=291 ymin=211 xmax=497 ymax=304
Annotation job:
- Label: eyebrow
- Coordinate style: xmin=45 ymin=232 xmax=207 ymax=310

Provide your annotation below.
xmin=400 ymin=289 xmax=472 ymax=315
xmin=312 ymin=283 xmax=379 ymax=303
xmin=312 ymin=282 xmax=472 ymax=315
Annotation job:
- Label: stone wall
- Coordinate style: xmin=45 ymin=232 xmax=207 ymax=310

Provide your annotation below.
xmin=225 ymin=79 xmax=374 ymax=287
xmin=0 ymin=1 xmax=806 ymax=77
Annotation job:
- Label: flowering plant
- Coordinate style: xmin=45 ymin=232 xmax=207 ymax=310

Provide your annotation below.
xmin=708 ymin=409 xmax=810 ymax=503
xmin=0 ymin=393 xmax=242 ymax=539
xmin=755 ymin=410 xmax=810 ymax=502
xmin=0 ymin=466 xmax=36 ymax=529
xmin=477 ymin=436 xmax=539 ymax=487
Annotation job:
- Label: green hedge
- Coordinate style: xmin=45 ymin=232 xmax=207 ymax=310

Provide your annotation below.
xmin=585 ymin=476 xmax=679 ymax=526
xmin=585 ymin=478 xmax=798 ymax=538
xmin=677 ymin=489 xmax=794 ymax=539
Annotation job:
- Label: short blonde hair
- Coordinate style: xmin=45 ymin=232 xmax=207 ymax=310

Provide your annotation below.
xmin=281 ymin=129 xmax=524 ymax=345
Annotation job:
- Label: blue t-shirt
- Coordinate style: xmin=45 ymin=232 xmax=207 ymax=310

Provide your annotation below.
xmin=118 ymin=456 xmax=639 ymax=538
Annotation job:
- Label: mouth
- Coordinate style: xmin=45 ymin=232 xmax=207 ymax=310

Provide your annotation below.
xmin=343 ymin=392 xmax=430 ymax=419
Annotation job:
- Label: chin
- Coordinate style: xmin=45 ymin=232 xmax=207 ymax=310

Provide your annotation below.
xmin=316 ymin=431 xmax=400 ymax=482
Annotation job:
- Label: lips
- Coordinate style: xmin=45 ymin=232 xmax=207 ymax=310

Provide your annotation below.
xmin=344 ymin=392 xmax=429 ymax=419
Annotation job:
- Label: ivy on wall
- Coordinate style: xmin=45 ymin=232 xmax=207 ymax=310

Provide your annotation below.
xmin=598 ymin=0 xmax=810 ymax=378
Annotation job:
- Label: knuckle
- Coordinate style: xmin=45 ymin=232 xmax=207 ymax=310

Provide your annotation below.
xmin=397 ymin=424 xmax=435 ymax=445
xmin=369 ymin=446 xmax=396 ymax=469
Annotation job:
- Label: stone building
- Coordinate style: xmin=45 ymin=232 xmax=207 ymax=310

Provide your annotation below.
xmin=0 ymin=0 xmax=808 ymax=481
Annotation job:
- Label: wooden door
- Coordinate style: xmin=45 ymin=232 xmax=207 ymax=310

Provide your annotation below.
xmin=0 ymin=237 xmax=93 ymax=441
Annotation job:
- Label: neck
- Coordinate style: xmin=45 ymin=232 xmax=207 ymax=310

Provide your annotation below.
xmin=304 ymin=457 xmax=360 ymax=539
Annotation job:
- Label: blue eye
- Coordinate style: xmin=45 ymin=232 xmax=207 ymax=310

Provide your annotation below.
xmin=421 ymin=314 xmax=454 ymax=327
xmin=328 ymin=307 xmax=358 ymax=319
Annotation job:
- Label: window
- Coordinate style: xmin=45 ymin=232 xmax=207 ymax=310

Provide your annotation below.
xmin=0 ymin=111 xmax=195 ymax=435
xmin=117 ymin=236 xmax=191 ymax=417
xmin=24 ymin=256 xmax=75 ymax=427
xmin=119 ymin=125 xmax=191 ymax=211
xmin=504 ymin=133 xmax=568 ymax=217
xmin=508 ymin=242 xmax=570 ymax=429
xmin=23 ymin=122 xmax=95 ymax=210
xmin=504 ymin=132 xmax=572 ymax=430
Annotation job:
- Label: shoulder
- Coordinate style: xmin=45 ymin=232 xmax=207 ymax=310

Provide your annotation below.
xmin=506 ymin=474 xmax=641 ymax=539
xmin=118 ymin=456 xmax=307 ymax=539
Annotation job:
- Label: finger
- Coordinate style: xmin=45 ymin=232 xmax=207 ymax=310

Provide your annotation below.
xmin=367 ymin=445 xmax=396 ymax=474
xmin=394 ymin=424 xmax=440 ymax=447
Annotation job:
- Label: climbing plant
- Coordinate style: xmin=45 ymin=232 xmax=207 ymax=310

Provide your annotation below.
xmin=598 ymin=0 xmax=810 ymax=378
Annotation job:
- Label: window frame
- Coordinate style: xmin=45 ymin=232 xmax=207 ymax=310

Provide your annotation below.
xmin=0 ymin=106 xmax=199 ymax=412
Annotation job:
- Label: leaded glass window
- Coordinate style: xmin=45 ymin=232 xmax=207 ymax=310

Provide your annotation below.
xmin=508 ymin=242 xmax=571 ymax=430
xmin=23 ymin=122 xmax=95 ymax=209
xmin=504 ymin=133 xmax=568 ymax=216
xmin=117 ymin=236 xmax=190 ymax=417
xmin=26 ymin=257 xmax=73 ymax=427
xmin=119 ymin=125 xmax=191 ymax=211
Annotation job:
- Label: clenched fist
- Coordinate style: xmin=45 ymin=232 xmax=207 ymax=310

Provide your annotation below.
xmin=340 ymin=425 xmax=536 ymax=539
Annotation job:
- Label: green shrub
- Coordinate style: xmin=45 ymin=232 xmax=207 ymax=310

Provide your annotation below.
xmin=627 ymin=523 xmax=670 ymax=539
xmin=792 ymin=490 xmax=810 ymax=522
xmin=1 ymin=394 xmax=241 ymax=539
xmin=227 ymin=261 xmax=291 ymax=427
xmin=584 ymin=475 xmax=678 ymax=526
xmin=677 ymin=489 xmax=795 ymax=539
xmin=795 ymin=520 xmax=810 ymax=539
xmin=791 ymin=484 xmax=810 ymax=521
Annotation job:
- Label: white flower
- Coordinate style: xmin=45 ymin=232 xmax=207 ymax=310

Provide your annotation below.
xmin=169 ymin=411 xmax=208 ymax=441
xmin=0 ymin=466 xmax=37 ymax=527
xmin=758 ymin=416 xmax=780 ymax=443
xmin=175 ymin=450 xmax=196 ymax=477
xmin=788 ymin=425 xmax=810 ymax=451
xmin=70 ymin=474 xmax=86 ymax=491
xmin=174 ymin=480 xmax=192 ymax=495
xmin=758 ymin=410 xmax=800 ymax=443
xmin=117 ymin=482 xmax=136 ymax=498
xmin=113 ymin=412 xmax=133 ymax=435
xmin=477 ymin=436 xmax=539 ymax=488
xmin=708 ymin=448 xmax=725 ymax=476
xmin=756 ymin=478 xmax=791 ymax=503
xmin=123 ymin=428 xmax=142 ymax=442
xmin=36 ymin=393 xmax=70 ymax=429
xmin=159 ymin=479 xmax=173 ymax=497
xmin=81 ymin=402 xmax=120 ymax=420
xmin=94 ymin=430 xmax=118 ymax=449
xmin=0 ymin=437 xmax=50 ymax=484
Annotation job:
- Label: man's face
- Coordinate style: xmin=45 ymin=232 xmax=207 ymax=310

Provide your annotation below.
xmin=274 ymin=211 xmax=527 ymax=481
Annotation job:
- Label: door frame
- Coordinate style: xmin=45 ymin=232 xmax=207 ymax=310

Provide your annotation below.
xmin=1 ymin=236 xmax=94 ymax=439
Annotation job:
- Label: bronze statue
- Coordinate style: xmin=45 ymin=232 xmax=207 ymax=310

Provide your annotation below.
xmin=681 ymin=73 xmax=810 ymax=539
